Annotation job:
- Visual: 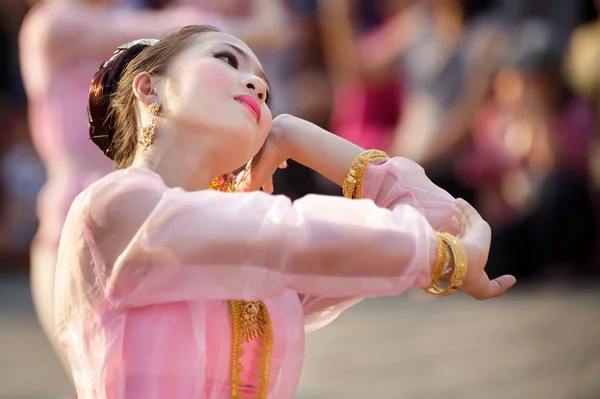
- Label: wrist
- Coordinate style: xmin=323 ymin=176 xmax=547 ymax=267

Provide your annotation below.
xmin=270 ymin=113 xmax=298 ymax=159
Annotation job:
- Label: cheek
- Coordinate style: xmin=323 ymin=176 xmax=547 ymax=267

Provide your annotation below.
xmin=177 ymin=60 xmax=233 ymax=103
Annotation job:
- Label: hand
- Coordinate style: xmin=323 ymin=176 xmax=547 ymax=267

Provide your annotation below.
xmin=236 ymin=114 xmax=292 ymax=193
xmin=453 ymin=198 xmax=516 ymax=300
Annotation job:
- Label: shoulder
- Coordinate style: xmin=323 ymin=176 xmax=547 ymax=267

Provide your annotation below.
xmin=86 ymin=167 xmax=165 ymax=193
xmin=77 ymin=168 xmax=167 ymax=225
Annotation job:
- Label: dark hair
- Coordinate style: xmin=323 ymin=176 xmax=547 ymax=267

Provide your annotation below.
xmin=88 ymin=25 xmax=220 ymax=169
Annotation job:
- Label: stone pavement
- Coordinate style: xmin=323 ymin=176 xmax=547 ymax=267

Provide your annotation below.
xmin=1 ymin=276 xmax=599 ymax=399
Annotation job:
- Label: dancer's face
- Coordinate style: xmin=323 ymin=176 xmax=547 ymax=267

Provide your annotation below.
xmin=142 ymin=32 xmax=272 ymax=171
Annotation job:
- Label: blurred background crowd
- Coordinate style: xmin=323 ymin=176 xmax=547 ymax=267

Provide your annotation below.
xmin=2 ymin=0 xmax=600 ymax=280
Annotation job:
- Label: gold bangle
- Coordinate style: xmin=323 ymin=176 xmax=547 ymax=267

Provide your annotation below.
xmin=425 ymin=232 xmax=449 ymax=290
xmin=423 ymin=232 xmax=468 ymax=297
xmin=342 ymin=149 xmax=389 ymax=199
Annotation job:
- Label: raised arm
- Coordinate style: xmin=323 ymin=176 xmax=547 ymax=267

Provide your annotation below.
xmin=74 ymin=168 xmax=439 ymax=309
xmin=259 ymin=115 xmax=458 ymax=331
xmin=20 ymin=1 xmax=216 ymax=68
xmin=255 ymin=114 xmax=458 ymax=234
xmin=25 ymin=0 xmax=291 ymax=68
xmin=243 ymin=113 xmax=513 ymax=320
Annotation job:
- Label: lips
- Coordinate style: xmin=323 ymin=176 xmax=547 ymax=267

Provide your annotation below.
xmin=234 ymin=94 xmax=261 ymax=123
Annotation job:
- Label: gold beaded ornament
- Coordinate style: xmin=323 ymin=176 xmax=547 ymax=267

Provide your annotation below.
xmin=209 ymin=174 xmax=273 ymax=399
xmin=342 ymin=149 xmax=389 ymax=199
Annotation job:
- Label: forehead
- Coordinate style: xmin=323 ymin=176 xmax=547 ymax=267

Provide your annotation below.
xmin=186 ymin=31 xmax=264 ymax=70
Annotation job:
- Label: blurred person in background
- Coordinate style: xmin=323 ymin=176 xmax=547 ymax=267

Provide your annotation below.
xmin=385 ymin=0 xmax=508 ymax=202
xmin=315 ymin=0 xmax=509 ymax=202
xmin=19 ymin=0 xmax=290 ymax=387
xmin=459 ymin=19 xmax=597 ymax=281
xmin=317 ymin=0 xmax=404 ymax=155
xmin=267 ymin=0 xmax=338 ymax=200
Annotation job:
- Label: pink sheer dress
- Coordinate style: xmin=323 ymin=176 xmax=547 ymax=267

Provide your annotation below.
xmin=55 ymin=157 xmax=457 ymax=398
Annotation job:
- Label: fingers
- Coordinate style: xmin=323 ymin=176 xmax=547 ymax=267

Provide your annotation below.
xmin=453 ymin=203 xmax=469 ymax=233
xmin=455 ymin=198 xmax=482 ymax=223
xmin=466 ymin=273 xmax=517 ymax=300
xmin=241 ymin=159 xmax=277 ymax=192
xmin=235 ymin=159 xmax=285 ymax=193
xmin=262 ymin=178 xmax=275 ymax=194
xmin=490 ymin=275 xmax=517 ymax=296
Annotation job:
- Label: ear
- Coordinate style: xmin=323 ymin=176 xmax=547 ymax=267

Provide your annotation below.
xmin=132 ymin=72 xmax=159 ymax=106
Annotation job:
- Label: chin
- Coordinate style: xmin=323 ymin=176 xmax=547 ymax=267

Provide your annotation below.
xmin=227 ymin=125 xmax=263 ymax=154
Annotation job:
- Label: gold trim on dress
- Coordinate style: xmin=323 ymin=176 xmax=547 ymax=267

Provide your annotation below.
xmin=209 ymin=175 xmax=274 ymax=399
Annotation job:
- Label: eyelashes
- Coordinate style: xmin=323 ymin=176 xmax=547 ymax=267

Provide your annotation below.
xmin=265 ymin=91 xmax=273 ymax=108
xmin=212 ymin=50 xmax=239 ymax=69
xmin=212 ymin=50 xmax=273 ymax=108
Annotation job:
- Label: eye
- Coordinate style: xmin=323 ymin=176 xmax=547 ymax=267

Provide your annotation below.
xmin=212 ymin=51 xmax=239 ymax=69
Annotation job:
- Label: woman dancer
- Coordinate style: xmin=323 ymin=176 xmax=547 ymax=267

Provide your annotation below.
xmin=19 ymin=0 xmax=289 ymax=382
xmin=56 ymin=25 xmax=515 ymax=398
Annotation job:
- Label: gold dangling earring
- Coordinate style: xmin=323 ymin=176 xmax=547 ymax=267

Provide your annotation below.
xmin=139 ymin=102 xmax=161 ymax=150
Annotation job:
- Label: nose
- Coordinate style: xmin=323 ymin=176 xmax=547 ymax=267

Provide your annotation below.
xmin=244 ymin=75 xmax=267 ymax=103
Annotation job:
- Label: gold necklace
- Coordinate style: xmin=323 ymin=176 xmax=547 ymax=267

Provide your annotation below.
xmin=209 ymin=175 xmax=273 ymax=399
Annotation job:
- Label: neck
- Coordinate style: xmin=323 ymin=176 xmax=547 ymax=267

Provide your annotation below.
xmin=131 ymin=122 xmax=220 ymax=192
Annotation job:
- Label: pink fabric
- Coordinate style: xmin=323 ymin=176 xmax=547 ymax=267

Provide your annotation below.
xmin=55 ymin=158 xmax=455 ymax=398
xmin=329 ymin=79 xmax=403 ymax=152
xmin=20 ymin=2 xmax=111 ymax=249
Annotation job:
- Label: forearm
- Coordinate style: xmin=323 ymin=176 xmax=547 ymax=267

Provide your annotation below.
xmin=91 ymin=173 xmax=439 ymax=307
xmin=277 ymin=115 xmax=364 ymax=186
xmin=316 ymin=0 xmax=360 ymax=83
xmin=44 ymin=4 xmax=207 ymax=65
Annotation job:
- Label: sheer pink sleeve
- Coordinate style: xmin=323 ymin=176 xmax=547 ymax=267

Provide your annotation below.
xmin=77 ymin=168 xmax=438 ymax=309
xmin=363 ymin=157 xmax=458 ymax=234
xmin=300 ymin=157 xmax=458 ymax=332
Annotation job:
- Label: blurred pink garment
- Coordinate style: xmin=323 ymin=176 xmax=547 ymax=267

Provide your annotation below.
xmin=19 ymin=1 xmax=228 ymax=251
xmin=19 ymin=2 xmax=112 ymax=250
xmin=330 ymin=78 xmax=403 ymax=152
xmin=55 ymin=158 xmax=456 ymax=398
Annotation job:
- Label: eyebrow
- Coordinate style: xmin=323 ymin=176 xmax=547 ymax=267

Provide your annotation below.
xmin=224 ymin=43 xmax=271 ymax=91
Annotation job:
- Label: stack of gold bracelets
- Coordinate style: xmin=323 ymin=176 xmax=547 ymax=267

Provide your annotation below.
xmin=342 ymin=150 xmax=468 ymax=297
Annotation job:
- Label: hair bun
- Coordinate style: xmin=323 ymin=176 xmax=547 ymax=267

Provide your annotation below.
xmin=88 ymin=39 xmax=158 ymax=159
